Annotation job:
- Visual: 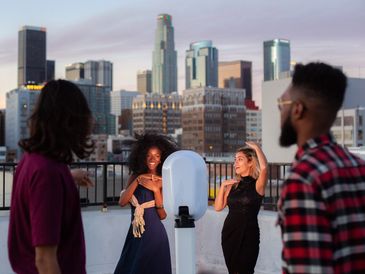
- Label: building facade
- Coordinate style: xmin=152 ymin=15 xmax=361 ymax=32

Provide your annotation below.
xmin=46 ymin=60 xmax=55 ymax=82
xmin=152 ymin=14 xmax=177 ymax=94
xmin=18 ymin=26 xmax=47 ymax=87
xmin=65 ymin=62 xmax=84 ymax=81
xmin=182 ymin=87 xmax=246 ymax=156
xmin=263 ymin=39 xmax=290 ymax=81
xmin=110 ymin=90 xmax=140 ymax=135
xmin=132 ymin=93 xmax=181 ymax=135
xmin=73 ymin=80 xmax=115 ymax=135
xmin=137 ymin=70 xmax=152 ymax=93
xmin=186 ymin=40 xmax=218 ymax=89
xmin=0 ymin=110 xmax=5 ymax=146
xmin=262 ymin=77 xmax=365 ymax=163
xmin=218 ymin=60 xmax=252 ymax=100
xmin=246 ymin=109 xmax=262 ymax=145
xmin=84 ymin=60 xmax=113 ymax=90
xmin=86 ymin=134 xmax=108 ymax=162
xmin=332 ymin=107 xmax=365 ymax=147
xmin=5 ymin=87 xmax=41 ymax=159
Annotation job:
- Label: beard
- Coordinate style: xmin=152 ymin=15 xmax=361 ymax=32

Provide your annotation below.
xmin=279 ymin=115 xmax=297 ymax=147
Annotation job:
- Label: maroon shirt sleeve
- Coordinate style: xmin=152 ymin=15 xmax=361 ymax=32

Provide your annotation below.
xmin=28 ymin=167 xmax=64 ymax=247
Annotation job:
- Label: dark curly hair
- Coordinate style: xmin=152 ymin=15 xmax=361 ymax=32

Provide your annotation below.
xmin=19 ymin=80 xmax=94 ymax=163
xmin=128 ymin=132 xmax=178 ymax=176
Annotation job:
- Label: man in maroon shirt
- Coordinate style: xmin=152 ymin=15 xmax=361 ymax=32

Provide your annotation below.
xmin=277 ymin=62 xmax=365 ymax=273
xmin=8 ymin=80 xmax=94 ymax=274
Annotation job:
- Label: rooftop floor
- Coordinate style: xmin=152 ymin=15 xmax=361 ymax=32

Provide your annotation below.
xmin=1 ymin=206 xmax=282 ymax=274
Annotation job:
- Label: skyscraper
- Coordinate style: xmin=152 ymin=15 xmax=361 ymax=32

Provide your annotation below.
xmin=6 ymin=87 xmax=41 ymax=158
xmin=84 ymin=60 xmax=113 ymax=90
xmin=218 ymin=60 xmax=252 ymax=99
xmin=186 ymin=40 xmax=218 ymax=89
xmin=137 ymin=70 xmax=152 ymax=93
xmin=152 ymin=14 xmax=177 ymax=94
xmin=111 ymin=90 xmax=140 ymax=135
xmin=72 ymin=79 xmax=115 ymax=135
xmin=182 ymin=87 xmax=246 ymax=155
xmin=263 ymin=39 xmax=290 ymax=81
xmin=65 ymin=62 xmax=85 ymax=81
xmin=46 ymin=60 xmax=55 ymax=82
xmin=18 ymin=26 xmax=47 ymax=87
xmin=0 ymin=109 xmax=5 ymax=146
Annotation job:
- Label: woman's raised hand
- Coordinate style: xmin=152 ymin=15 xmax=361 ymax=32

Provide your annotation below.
xmin=138 ymin=174 xmax=162 ymax=193
xmin=222 ymin=178 xmax=239 ymax=187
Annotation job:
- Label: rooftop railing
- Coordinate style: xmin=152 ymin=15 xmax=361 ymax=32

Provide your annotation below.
xmin=0 ymin=161 xmax=291 ymax=211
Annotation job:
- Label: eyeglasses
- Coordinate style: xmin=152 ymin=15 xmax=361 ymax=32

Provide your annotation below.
xmin=277 ymin=98 xmax=293 ymax=111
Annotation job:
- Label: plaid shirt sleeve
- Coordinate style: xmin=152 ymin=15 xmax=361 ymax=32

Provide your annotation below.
xmin=279 ymin=175 xmax=334 ymax=274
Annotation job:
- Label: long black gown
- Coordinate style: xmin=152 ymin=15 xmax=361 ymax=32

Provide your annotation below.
xmin=221 ymin=176 xmax=263 ymax=274
xmin=114 ymin=185 xmax=172 ymax=274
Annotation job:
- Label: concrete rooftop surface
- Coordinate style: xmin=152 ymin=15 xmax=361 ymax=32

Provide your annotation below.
xmin=0 ymin=207 xmax=282 ymax=274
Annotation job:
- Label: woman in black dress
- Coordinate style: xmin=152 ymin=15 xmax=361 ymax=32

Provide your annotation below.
xmin=214 ymin=141 xmax=268 ymax=274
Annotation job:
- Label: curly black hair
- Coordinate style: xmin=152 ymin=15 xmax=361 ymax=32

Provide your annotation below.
xmin=19 ymin=80 xmax=94 ymax=163
xmin=128 ymin=132 xmax=178 ymax=176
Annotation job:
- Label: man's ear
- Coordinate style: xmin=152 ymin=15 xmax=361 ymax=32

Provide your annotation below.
xmin=291 ymin=101 xmax=305 ymax=120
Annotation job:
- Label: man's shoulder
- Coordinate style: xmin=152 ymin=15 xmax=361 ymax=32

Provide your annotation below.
xmin=20 ymin=153 xmax=68 ymax=179
xmin=25 ymin=153 xmax=65 ymax=168
xmin=291 ymin=143 xmax=365 ymax=183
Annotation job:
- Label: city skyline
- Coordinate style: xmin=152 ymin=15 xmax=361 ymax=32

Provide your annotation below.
xmin=0 ymin=0 xmax=365 ymax=108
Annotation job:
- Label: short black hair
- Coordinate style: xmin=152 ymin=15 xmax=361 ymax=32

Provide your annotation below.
xmin=128 ymin=132 xmax=178 ymax=176
xmin=292 ymin=62 xmax=347 ymax=114
xmin=19 ymin=80 xmax=94 ymax=163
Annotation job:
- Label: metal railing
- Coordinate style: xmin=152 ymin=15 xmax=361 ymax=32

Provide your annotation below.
xmin=0 ymin=161 xmax=291 ymax=211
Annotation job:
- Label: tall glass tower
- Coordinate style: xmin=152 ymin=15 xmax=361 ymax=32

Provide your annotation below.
xmin=263 ymin=39 xmax=290 ymax=81
xmin=185 ymin=40 xmax=218 ymax=89
xmin=152 ymin=14 xmax=177 ymax=94
xmin=18 ymin=26 xmax=47 ymax=87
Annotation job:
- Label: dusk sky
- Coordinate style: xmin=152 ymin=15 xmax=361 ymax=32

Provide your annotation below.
xmin=0 ymin=0 xmax=364 ymax=108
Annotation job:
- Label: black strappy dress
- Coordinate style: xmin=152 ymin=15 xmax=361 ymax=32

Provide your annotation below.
xmin=221 ymin=176 xmax=263 ymax=274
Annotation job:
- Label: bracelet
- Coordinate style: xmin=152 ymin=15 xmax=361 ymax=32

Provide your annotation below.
xmin=155 ymin=204 xmax=164 ymax=209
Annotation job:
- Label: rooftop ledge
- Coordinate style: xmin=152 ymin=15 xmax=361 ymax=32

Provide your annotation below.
xmin=0 ymin=206 xmax=282 ymax=274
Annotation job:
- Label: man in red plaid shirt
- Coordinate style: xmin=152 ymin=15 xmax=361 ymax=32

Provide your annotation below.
xmin=277 ymin=62 xmax=365 ymax=274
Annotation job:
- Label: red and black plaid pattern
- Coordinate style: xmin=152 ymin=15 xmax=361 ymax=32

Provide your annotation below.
xmin=278 ymin=133 xmax=365 ymax=274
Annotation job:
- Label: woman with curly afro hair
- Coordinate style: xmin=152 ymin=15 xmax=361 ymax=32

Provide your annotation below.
xmin=114 ymin=132 xmax=178 ymax=274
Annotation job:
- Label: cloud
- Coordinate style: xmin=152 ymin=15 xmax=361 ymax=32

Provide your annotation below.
xmin=1 ymin=0 xmax=365 ymax=108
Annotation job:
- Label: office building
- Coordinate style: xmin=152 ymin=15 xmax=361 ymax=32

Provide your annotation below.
xmin=218 ymin=60 xmax=252 ymax=99
xmin=46 ymin=60 xmax=55 ymax=82
xmin=0 ymin=110 xmax=5 ymax=146
xmin=86 ymin=134 xmax=108 ymax=162
xmin=132 ymin=93 xmax=181 ymax=135
xmin=5 ymin=87 xmax=41 ymax=158
xmin=107 ymin=135 xmax=135 ymax=161
xmin=262 ymin=77 xmax=365 ymax=163
xmin=152 ymin=14 xmax=177 ymax=94
xmin=246 ymin=109 xmax=262 ymax=145
xmin=66 ymin=62 xmax=85 ymax=81
xmin=263 ymin=39 xmax=290 ymax=81
xmin=182 ymin=87 xmax=246 ymax=155
xmin=111 ymin=90 xmax=140 ymax=135
xmin=137 ymin=70 xmax=152 ymax=93
xmin=73 ymin=79 xmax=115 ymax=135
xmin=84 ymin=60 xmax=113 ymax=90
xmin=18 ymin=26 xmax=47 ymax=87
xmin=186 ymin=40 xmax=218 ymax=89
xmin=332 ymin=107 xmax=365 ymax=147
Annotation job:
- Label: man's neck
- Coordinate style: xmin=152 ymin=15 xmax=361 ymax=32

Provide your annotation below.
xmin=297 ymin=128 xmax=330 ymax=148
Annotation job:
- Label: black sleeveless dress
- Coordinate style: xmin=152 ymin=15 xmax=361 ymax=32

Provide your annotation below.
xmin=221 ymin=176 xmax=263 ymax=274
